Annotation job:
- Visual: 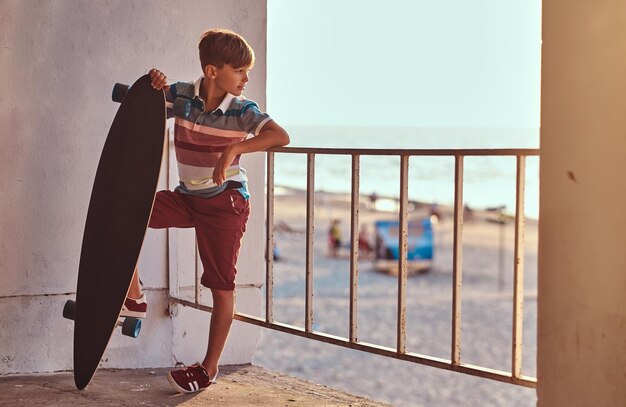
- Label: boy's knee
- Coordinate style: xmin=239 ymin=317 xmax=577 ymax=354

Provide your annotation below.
xmin=211 ymin=288 xmax=235 ymax=301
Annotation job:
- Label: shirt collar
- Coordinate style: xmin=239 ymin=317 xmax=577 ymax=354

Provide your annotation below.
xmin=194 ymin=76 xmax=235 ymax=114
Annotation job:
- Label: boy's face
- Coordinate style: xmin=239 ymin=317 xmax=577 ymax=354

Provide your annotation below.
xmin=207 ymin=64 xmax=251 ymax=96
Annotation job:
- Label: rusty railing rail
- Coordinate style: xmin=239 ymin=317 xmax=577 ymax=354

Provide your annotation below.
xmin=169 ymin=146 xmax=539 ymax=388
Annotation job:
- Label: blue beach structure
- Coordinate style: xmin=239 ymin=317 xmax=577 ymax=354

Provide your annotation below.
xmin=374 ymin=218 xmax=434 ymax=275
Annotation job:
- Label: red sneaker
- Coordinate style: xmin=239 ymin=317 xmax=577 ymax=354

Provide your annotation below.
xmin=120 ymin=294 xmax=147 ymax=318
xmin=167 ymin=364 xmax=218 ymax=394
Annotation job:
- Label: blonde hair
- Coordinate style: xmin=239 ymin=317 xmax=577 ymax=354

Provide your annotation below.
xmin=198 ymin=28 xmax=255 ymax=70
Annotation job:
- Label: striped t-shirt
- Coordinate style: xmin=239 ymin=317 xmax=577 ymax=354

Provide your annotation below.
xmin=167 ymin=76 xmax=272 ymax=199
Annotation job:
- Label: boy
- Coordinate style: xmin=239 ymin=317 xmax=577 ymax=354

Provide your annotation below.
xmin=121 ymin=28 xmax=289 ymax=393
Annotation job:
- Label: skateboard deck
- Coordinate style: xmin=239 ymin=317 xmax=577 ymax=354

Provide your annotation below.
xmin=67 ymin=74 xmax=166 ymax=390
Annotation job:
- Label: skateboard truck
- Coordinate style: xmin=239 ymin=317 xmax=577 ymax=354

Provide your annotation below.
xmin=113 ymin=82 xmax=192 ymax=119
xmin=63 ymin=299 xmax=142 ymax=338
xmin=112 ymin=83 xmax=130 ymax=104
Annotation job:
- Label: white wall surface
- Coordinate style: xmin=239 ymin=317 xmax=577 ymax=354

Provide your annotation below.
xmin=538 ymin=0 xmax=626 ymax=405
xmin=0 ymin=0 xmax=267 ymax=374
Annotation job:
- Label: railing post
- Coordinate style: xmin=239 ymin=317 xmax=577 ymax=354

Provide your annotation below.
xmin=451 ymin=155 xmax=464 ymax=365
xmin=195 ymin=241 xmax=200 ymax=304
xmin=265 ymin=151 xmax=275 ymax=323
xmin=305 ymin=153 xmax=315 ymax=332
xmin=397 ymin=155 xmax=409 ymax=354
xmin=349 ymin=154 xmax=360 ymax=343
xmin=512 ymin=155 xmax=526 ymax=378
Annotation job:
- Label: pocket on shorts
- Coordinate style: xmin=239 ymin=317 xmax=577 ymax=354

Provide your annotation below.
xmin=229 ymin=191 xmax=249 ymax=216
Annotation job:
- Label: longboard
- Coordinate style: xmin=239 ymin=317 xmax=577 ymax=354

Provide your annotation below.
xmin=64 ymin=74 xmax=166 ymax=390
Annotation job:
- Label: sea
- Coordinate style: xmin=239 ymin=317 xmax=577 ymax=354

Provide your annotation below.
xmin=271 ymin=126 xmax=540 ymax=219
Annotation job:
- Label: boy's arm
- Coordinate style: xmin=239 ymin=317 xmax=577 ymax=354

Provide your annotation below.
xmin=213 ymin=120 xmax=290 ymax=186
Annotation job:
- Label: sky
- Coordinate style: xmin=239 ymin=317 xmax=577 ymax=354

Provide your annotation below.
xmin=266 ymin=0 xmax=542 ymax=129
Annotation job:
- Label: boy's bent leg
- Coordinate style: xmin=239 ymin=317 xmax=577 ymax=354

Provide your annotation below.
xmin=125 ymin=190 xmax=194 ymax=316
xmin=201 ymin=288 xmax=235 ymax=378
xmin=120 ymin=267 xmax=148 ymax=318
xmin=127 ymin=267 xmax=142 ymax=299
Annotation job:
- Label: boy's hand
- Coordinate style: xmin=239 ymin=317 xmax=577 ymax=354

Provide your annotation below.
xmin=213 ymin=146 xmax=237 ymax=186
xmin=149 ymin=68 xmax=170 ymax=91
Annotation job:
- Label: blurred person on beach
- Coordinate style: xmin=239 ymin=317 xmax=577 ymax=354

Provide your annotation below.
xmin=122 ymin=28 xmax=289 ymax=393
xmin=328 ymin=219 xmax=342 ymax=257
xmin=430 ymin=202 xmax=442 ymax=222
xmin=464 ymin=204 xmax=474 ymax=222
xmin=273 ymin=240 xmax=281 ymax=261
xmin=368 ymin=191 xmax=378 ymax=210
xmin=275 ymin=219 xmax=300 ymax=233
xmin=358 ymin=224 xmax=373 ymax=258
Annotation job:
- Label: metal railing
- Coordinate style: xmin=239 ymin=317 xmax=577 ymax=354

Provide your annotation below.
xmin=168 ymin=146 xmax=539 ymax=388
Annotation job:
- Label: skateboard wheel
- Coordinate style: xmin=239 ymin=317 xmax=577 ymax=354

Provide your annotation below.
xmin=63 ymin=300 xmax=76 ymax=321
xmin=173 ymin=98 xmax=192 ymax=118
xmin=121 ymin=317 xmax=142 ymax=338
xmin=112 ymin=83 xmax=130 ymax=103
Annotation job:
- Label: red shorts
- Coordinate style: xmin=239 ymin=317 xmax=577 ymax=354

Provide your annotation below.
xmin=149 ymin=189 xmax=250 ymax=290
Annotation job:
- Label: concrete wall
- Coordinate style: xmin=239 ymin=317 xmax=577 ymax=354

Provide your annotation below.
xmin=538 ymin=0 xmax=626 ymax=405
xmin=0 ymin=0 xmax=267 ymax=374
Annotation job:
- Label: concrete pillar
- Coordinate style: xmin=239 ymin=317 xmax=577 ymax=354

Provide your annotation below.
xmin=0 ymin=0 xmax=267 ymax=374
xmin=538 ymin=0 xmax=626 ymax=405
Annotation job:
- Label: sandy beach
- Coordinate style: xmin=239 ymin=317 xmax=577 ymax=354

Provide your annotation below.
xmin=253 ymin=187 xmax=538 ymax=407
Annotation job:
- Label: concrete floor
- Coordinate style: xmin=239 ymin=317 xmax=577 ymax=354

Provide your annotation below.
xmin=0 ymin=364 xmax=390 ymax=406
